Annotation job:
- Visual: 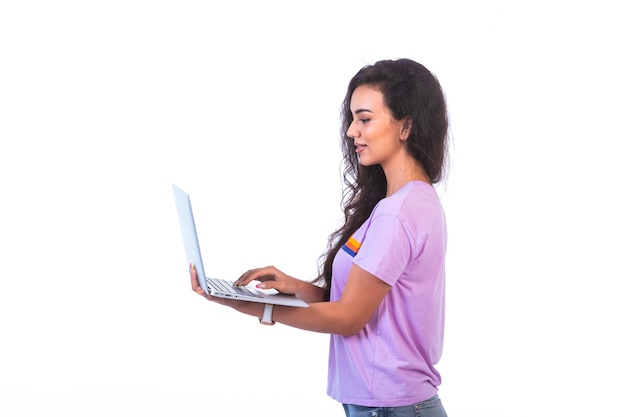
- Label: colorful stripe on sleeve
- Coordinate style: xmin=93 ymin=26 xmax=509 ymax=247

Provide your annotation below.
xmin=341 ymin=235 xmax=362 ymax=257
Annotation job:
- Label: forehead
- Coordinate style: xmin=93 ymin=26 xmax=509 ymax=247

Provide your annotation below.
xmin=350 ymin=85 xmax=386 ymax=111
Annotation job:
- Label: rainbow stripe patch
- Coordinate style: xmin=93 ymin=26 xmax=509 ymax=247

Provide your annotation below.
xmin=341 ymin=235 xmax=362 ymax=257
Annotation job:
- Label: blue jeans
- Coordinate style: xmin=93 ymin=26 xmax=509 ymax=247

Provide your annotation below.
xmin=343 ymin=394 xmax=447 ymax=417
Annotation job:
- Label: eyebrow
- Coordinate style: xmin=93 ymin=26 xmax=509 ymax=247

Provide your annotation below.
xmin=353 ymin=108 xmax=373 ymax=114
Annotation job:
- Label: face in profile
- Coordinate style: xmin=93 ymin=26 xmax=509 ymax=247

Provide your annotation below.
xmin=346 ymin=85 xmax=408 ymax=169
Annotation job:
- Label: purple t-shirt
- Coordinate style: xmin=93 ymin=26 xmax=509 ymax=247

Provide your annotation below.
xmin=327 ymin=181 xmax=447 ymax=407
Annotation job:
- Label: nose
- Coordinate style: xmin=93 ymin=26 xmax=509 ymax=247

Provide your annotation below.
xmin=346 ymin=119 xmax=359 ymax=139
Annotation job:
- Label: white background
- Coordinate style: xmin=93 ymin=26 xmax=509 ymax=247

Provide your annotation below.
xmin=1 ymin=1 xmax=624 ymax=416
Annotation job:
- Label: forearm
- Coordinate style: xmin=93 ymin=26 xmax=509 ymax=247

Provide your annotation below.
xmin=273 ymin=302 xmax=361 ymax=336
xmin=221 ymin=298 xmax=357 ymax=336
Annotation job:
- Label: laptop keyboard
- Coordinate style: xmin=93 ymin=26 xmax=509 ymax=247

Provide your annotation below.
xmin=207 ymin=278 xmax=263 ymax=298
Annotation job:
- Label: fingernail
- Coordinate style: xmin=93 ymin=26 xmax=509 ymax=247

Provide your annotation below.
xmin=256 ymin=283 xmax=265 ymax=289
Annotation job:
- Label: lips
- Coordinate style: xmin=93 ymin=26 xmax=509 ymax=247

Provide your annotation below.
xmin=354 ymin=143 xmax=366 ymax=153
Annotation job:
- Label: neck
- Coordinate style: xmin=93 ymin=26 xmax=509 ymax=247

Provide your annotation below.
xmin=383 ymin=159 xmax=431 ymax=197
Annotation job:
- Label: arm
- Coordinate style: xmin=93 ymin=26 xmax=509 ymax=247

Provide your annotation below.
xmin=192 ymin=264 xmax=391 ymax=336
xmin=272 ymin=264 xmax=391 ymax=336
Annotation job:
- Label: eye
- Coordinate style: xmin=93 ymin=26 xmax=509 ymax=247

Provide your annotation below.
xmin=359 ymin=118 xmax=371 ymax=124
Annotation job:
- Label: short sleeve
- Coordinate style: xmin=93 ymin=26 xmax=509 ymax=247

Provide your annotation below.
xmin=352 ymin=214 xmax=414 ymax=286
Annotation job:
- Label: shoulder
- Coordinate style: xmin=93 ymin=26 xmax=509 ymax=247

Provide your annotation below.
xmin=373 ymin=181 xmax=443 ymax=220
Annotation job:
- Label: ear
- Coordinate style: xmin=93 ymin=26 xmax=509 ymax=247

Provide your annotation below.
xmin=400 ymin=117 xmax=412 ymax=141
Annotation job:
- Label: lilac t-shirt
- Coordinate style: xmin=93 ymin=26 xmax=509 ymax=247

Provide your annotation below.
xmin=327 ymin=181 xmax=447 ymax=407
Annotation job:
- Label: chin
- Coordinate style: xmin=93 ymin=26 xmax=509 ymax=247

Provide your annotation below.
xmin=358 ymin=157 xmax=377 ymax=167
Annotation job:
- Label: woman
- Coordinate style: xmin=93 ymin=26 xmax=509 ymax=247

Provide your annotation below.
xmin=191 ymin=58 xmax=450 ymax=417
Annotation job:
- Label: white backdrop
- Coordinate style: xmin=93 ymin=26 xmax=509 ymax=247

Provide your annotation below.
xmin=1 ymin=1 xmax=624 ymax=416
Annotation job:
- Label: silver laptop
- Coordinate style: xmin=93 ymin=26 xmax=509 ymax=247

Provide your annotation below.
xmin=172 ymin=184 xmax=308 ymax=307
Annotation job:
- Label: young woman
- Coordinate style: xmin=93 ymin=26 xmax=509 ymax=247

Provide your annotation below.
xmin=191 ymin=58 xmax=450 ymax=417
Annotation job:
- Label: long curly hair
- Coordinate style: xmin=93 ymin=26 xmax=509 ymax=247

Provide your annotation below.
xmin=315 ymin=58 xmax=449 ymax=300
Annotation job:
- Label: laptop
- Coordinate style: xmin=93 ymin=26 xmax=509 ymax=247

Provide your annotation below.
xmin=172 ymin=184 xmax=308 ymax=307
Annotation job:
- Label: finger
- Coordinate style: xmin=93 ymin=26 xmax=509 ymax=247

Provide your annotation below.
xmin=189 ymin=263 xmax=203 ymax=292
xmin=233 ymin=268 xmax=255 ymax=286
xmin=234 ymin=269 xmax=267 ymax=286
xmin=233 ymin=273 xmax=248 ymax=287
xmin=235 ymin=267 xmax=277 ymax=286
xmin=255 ymin=278 xmax=291 ymax=293
xmin=255 ymin=280 xmax=277 ymax=290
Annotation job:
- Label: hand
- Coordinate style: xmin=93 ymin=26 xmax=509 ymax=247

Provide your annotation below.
xmin=189 ymin=263 xmax=212 ymax=299
xmin=235 ymin=265 xmax=300 ymax=295
xmin=189 ymin=264 xmax=229 ymax=306
xmin=189 ymin=263 xmax=263 ymax=318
